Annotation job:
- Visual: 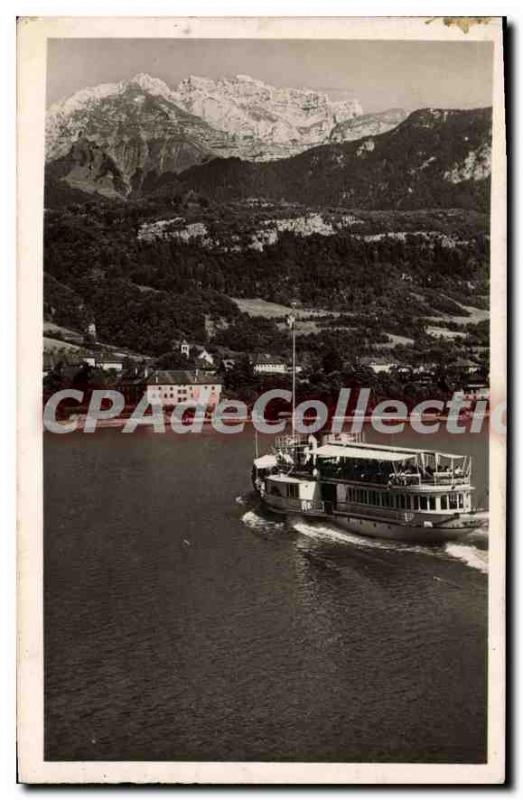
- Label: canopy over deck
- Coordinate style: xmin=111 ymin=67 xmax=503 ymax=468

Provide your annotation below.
xmin=254 ymin=454 xmax=278 ymax=469
xmin=314 ymin=444 xmax=464 ymax=462
xmin=315 ymin=445 xmax=412 ymax=461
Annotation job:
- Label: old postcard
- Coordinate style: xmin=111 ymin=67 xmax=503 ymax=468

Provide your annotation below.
xmin=17 ymin=16 xmax=506 ymax=784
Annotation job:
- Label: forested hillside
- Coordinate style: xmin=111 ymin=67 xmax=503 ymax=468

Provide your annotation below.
xmin=44 ymin=195 xmax=489 ymax=359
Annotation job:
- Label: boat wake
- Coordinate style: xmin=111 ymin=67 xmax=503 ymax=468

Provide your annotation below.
xmin=292 ymin=520 xmax=423 ymax=553
xmin=241 ymin=509 xmax=285 ymax=532
xmin=444 ymin=543 xmax=488 ymax=574
xmin=292 ymin=520 xmax=488 ymax=574
xmin=241 ymin=508 xmax=488 ymax=574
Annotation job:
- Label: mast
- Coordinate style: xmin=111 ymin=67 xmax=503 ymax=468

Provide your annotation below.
xmin=287 ymin=303 xmax=297 ymax=436
xmin=292 ymin=316 xmax=296 ymax=435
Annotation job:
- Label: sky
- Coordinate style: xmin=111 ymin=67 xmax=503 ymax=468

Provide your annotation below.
xmin=47 ymin=38 xmax=494 ymax=113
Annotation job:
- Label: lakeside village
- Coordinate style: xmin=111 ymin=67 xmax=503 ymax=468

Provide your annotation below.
xmin=43 ymin=317 xmax=490 ymax=431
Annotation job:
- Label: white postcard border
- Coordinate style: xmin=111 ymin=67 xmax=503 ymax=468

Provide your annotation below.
xmin=17 ymin=15 xmax=506 ymax=784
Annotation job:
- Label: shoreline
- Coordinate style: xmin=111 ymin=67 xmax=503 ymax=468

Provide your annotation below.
xmin=50 ymin=411 xmax=491 ymax=432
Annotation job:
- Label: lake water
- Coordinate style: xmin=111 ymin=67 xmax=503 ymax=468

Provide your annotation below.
xmin=44 ymin=425 xmax=488 ymax=763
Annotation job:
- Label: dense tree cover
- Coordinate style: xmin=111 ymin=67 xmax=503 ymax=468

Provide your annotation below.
xmin=44 ymin=273 xmax=90 ymax=330
xmin=44 ymin=203 xmax=242 ymax=354
xmin=43 ymin=186 xmax=490 ymax=394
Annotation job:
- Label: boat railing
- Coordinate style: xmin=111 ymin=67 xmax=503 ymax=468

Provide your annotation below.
xmin=322 ymin=432 xmax=365 ymax=445
xmin=424 ymin=472 xmax=470 ymax=485
xmin=392 ymin=472 xmax=470 ymax=487
xmin=274 ymin=434 xmax=308 ymax=450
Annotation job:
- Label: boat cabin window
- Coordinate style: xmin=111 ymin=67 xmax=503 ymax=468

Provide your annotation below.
xmin=428 ymin=497 xmax=436 ymax=511
xmin=458 ymin=494 xmax=464 ymax=509
xmin=440 ymin=495 xmax=448 ymax=510
xmin=419 ymin=496 xmax=428 ymax=510
xmin=287 ymin=483 xmax=299 ymax=499
xmin=412 ymin=496 xmax=419 ymax=511
xmin=449 ymin=493 xmax=458 ymax=510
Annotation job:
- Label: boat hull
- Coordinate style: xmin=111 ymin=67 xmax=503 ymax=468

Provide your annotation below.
xmin=260 ymin=496 xmax=484 ymax=543
xmin=332 ymin=514 xmax=473 ymax=543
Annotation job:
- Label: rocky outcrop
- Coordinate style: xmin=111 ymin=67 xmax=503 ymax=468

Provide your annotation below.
xmin=329 ymin=108 xmax=407 ymax=142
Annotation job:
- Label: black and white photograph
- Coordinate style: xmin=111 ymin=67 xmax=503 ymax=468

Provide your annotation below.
xmin=16 ymin=15 xmax=506 ymax=784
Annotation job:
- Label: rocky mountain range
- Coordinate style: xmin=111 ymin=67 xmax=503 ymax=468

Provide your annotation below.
xmin=45 ymin=72 xmax=405 ymax=197
xmin=45 ymin=74 xmax=492 ymax=213
xmin=47 ymin=72 xmax=364 ymax=162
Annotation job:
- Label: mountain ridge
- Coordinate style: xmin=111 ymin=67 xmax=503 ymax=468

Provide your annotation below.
xmin=45 ymin=72 xmax=408 ymax=197
xmin=45 ymin=74 xmax=492 ymax=213
xmin=170 ymin=106 xmax=492 ymax=212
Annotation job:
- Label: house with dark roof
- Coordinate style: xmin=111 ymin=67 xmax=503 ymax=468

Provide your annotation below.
xmin=252 ymin=354 xmax=287 ymax=375
xmin=145 ymin=369 xmax=223 ymax=407
xmin=359 ymin=356 xmax=398 ymax=375
xmin=62 ymin=350 xmax=126 ymax=373
xmin=449 ymin=357 xmax=479 ymax=376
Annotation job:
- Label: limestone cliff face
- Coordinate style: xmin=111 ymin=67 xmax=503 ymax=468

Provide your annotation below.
xmin=170 ymin=74 xmax=363 ymax=157
xmin=45 ymin=73 xmax=366 ymax=196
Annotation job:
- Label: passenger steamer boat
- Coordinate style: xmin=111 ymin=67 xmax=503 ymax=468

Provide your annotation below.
xmin=250 ymin=307 xmax=487 ymax=543
xmin=252 ymin=433 xmax=486 ymax=542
